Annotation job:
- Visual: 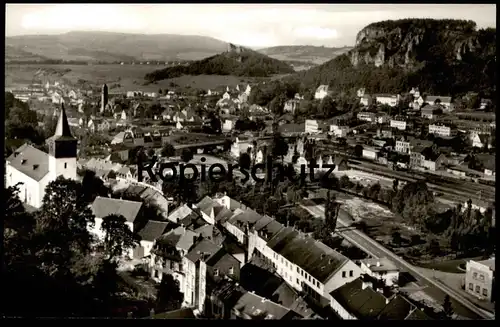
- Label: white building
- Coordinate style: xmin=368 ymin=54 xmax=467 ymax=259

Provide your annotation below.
xmin=375 ymin=94 xmax=400 ymax=107
xmin=362 ymin=147 xmax=379 ymax=161
xmin=425 ymin=95 xmax=452 ymax=112
xmin=465 ymin=258 xmax=495 ymax=302
xmin=428 ymin=124 xmax=456 ymax=137
xmin=5 ymin=104 xmax=78 ymax=209
xmin=357 ymin=112 xmax=376 ymax=123
xmin=222 ymin=119 xmax=234 ymax=132
xmin=330 ymin=124 xmax=350 ymax=138
xmin=254 ymin=227 xmax=362 ymax=301
xmin=359 ymin=258 xmax=400 ymax=287
xmin=305 ymin=120 xmax=320 ymax=134
xmin=90 ymin=196 xmax=143 ymax=258
xmin=314 ymin=85 xmax=330 ymax=100
xmin=390 ymin=118 xmax=407 ymax=131
xmin=136 ymin=220 xmax=170 ymax=258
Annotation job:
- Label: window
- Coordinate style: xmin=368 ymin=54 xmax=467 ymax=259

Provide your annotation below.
xmin=479 ymin=274 xmax=485 ymax=281
xmin=64 ymin=162 xmax=67 ymax=169
xmin=308 ymin=275 xmax=311 ymax=282
xmin=297 ymin=267 xmax=299 ymax=273
xmin=296 ymin=278 xmax=300 ymax=284
xmin=473 ymin=272 xmax=478 ymax=279
xmin=342 ymin=271 xmax=346 ymax=278
xmin=229 ymin=267 xmax=234 ymax=275
xmin=483 ymin=288 xmax=488 ymax=296
xmin=214 ymin=269 xmax=219 ymax=277
xmin=349 ymin=270 xmax=354 ymax=277
xmin=475 ymin=285 xmax=480 ymax=293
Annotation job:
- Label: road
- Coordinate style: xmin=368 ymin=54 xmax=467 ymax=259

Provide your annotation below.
xmin=301 ymin=204 xmax=495 ymax=320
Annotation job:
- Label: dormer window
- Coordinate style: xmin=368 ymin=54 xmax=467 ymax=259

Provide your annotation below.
xmin=214 ymin=269 xmax=219 ymax=277
xmin=21 ymin=159 xmax=27 ymax=165
xmin=33 ymin=164 xmax=39 ymax=170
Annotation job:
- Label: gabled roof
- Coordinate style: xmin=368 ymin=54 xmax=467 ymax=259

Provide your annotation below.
xmin=405 ymin=308 xmax=432 ymax=320
xmin=91 ymin=196 xmax=143 ymax=223
xmin=377 ymin=295 xmax=413 ymax=320
xmin=7 ymin=143 xmax=50 ymax=181
xmin=425 ymin=95 xmax=452 ymax=103
xmin=233 ymin=292 xmax=298 ymax=320
xmin=331 ymin=278 xmax=389 ymax=319
xmin=205 ymin=247 xmax=239 ymax=269
xmin=137 ymin=220 xmax=171 ymax=242
xmin=215 ymin=207 xmax=234 ymax=224
xmin=167 ymin=204 xmax=194 ymax=223
xmin=156 ymin=226 xmax=199 ymax=251
xmin=315 ymin=85 xmax=329 ymax=93
xmin=185 ymin=238 xmax=221 ymax=263
xmin=227 ymin=209 xmax=263 ymax=232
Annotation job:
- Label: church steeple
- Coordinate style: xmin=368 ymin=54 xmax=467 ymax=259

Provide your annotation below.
xmin=54 ymin=103 xmax=73 ymax=138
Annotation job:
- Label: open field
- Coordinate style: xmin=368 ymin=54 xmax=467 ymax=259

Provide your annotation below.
xmin=5 ymin=64 xmax=268 ymax=92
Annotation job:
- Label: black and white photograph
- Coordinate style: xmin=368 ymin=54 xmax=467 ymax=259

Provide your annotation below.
xmin=3 ymin=3 xmax=496 ymax=320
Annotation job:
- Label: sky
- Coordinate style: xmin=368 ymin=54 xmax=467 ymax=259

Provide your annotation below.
xmin=5 ymin=4 xmax=497 ymax=48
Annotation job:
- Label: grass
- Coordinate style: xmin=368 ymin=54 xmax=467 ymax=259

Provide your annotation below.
xmin=419 ymin=257 xmax=482 ymax=274
xmin=5 ymin=64 xmax=269 ymax=92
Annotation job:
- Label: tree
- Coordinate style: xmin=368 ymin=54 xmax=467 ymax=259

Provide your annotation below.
xmin=318 ymin=95 xmax=336 ymax=117
xmin=34 ymin=176 xmax=96 ymax=278
xmin=269 ymin=94 xmax=287 ymax=116
xmin=442 ymin=295 xmax=454 ymax=319
xmin=239 ymin=152 xmax=251 ymax=170
xmin=393 ymin=178 xmax=399 ymax=193
xmin=270 ymin=133 xmax=288 ymax=162
xmin=101 ymin=214 xmax=140 ymax=261
xmin=161 ymin=142 xmax=176 ymax=158
xmin=325 ymin=191 xmax=340 ymax=232
xmin=181 ymin=148 xmax=193 ymax=163
xmin=156 ymin=274 xmax=183 ymax=313
xmin=81 ymin=170 xmax=111 ymax=203
xmin=391 ymin=231 xmax=402 ymax=247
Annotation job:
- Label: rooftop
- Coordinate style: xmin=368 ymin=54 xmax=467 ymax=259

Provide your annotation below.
xmin=137 ymin=220 xmax=171 ymax=242
xmin=184 ymin=238 xmax=221 ymax=263
xmin=91 ymin=196 xmax=143 ymax=223
xmin=475 ymin=258 xmax=495 ymax=272
xmin=7 ymin=143 xmax=50 ymax=181
xmin=360 ymin=257 xmax=399 ymax=273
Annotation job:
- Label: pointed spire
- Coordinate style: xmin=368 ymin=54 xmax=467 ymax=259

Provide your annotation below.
xmin=54 ymin=103 xmax=73 ymax=138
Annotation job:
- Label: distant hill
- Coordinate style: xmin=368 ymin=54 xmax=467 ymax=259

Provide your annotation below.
xmin=144 ymin=43 xmax=295 ymax=82
xmin=5 ymin=31 xmax=231 ymax=62
xmin=285 ymin=19 xmax=496 ymax=98
xmin=258 ymin=45 xmax=353 ymax=66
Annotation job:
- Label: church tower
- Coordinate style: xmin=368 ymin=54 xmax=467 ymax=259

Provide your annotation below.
xmin=46 ymin=103 xmax=78 ymax=181
xmin=101 ymin=84 xmax=108 ymax=113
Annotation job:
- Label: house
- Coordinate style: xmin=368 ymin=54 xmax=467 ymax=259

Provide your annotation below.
xmin=330 ymin=276 xmax=431 ymax=320
xmin=465 ymin=258 xmax=495 ymax=302
xmin=305 ymin=120 xmax=320 ymax=134
xmin=479 ymin=99 xmax=492 ymax=111
xmin=421 ymin=104 xmax=443 ymax=119
xmin=314 ymin=85 xmax=330 ymax=100
xmin=377 ymin=128 xmax=393 ymax=139
xmin=395 ymin=136 xmax=411 ymax=154
xmin=182 ymin=238 xmax=222 ymax=312
xmin=136 ymin=220 xmax=171 ymax=258
xmin=390 ymin=117 xmax=408 ymax=131
xmin=425 ymin=95 xmax=452 ymax=112
xmin=262 ymin=228 xmax=363 ymax=301
xmin=421 ymin=147 xmax=445 ymax=171
xmin=231 ymin=290 xmax=301 ymax=319
xmin=5 ymin=104 xmax=77 ymax=209
xmin=90 ymin=196 xmax=143 ymax=257
xmin=409 ymin=87 xmax=420 ymax=98
xmin=375 ymin=94 xmax=400 ymax=107
xmin=428 ymin=123 xmax=456 ymax=138
xmin=222 ymin=119 xmax=234 ymax=133
xmin=483 ymin=156 xmax=496 ymax=177
xmin=359 ymin=258 xmax=400 ymax=287
xmin=359 ymin=95 xmax=372 ymax=107
xmin=206 ymin=247 xmax=242 ymax=284
xmin=471 ymin=133 xmax=492 ymax=149
xmin=357 ymin=112 xmax=376 ymax=123
xmin=376 ymin=113 xmax=390 ymax=124
xmin=284 ymin=99 xmax=300 ymax=113
xmin=362 ymin=147 xmax=379 ymax=161
xmin=195 ymin=196 xmax=225 ymax=225
xmin=224 ymin=209 xmax=263 ymax=245
xmin=330 ymin=123 xmax=349 ymax=138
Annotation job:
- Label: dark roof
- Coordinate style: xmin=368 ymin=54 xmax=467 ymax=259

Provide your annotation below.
xmin=223 ymin=236 xmax=246 ymax=255
xmin=421 ymin=104 xmax=442 ymax=113
xmin=7 ymin=143 xmax=50 ymax=181
xmin=156 ymin=226 xmax=199 ymax=251
xmin=258 ymin=219 xmax=285 ymax=242
xmin=215 ymin=207 xmax=234 ymax=224
xmin=228 ymin=209 xmax=263 ymax=231
xmin=211 ymin=280 xmax=248 ymax=309
xmin=233 ymin=292 xmax=295 ymax=320
xmin=421 ymin=147 xmax=441 ymax=162
xmin=253 ymin=215 xmax=274 ymax=232
xmin=53 ymin=104 xmax=74 ymax=138
xmin=91 ymin=196 xmax=143 ymax=223
xmin=426 ymin=95 xmax=452 ymax=103
xmin=185 ymin=238 xmax=221 ymax=263
xmin=206 ymin=248 xmax=239 ymax=270
xmin=279 ymin=123 xmax=305 ymax=134
xmin=405 ymin=308 xmax=433 ymax=320
xmin=150 ymin=308 xmax=196 ymax=319
xmin=377 ymin=295 xmax=413 ymax=320
xmin=268 ymin=231 xmax=348 ymax=284
xmin=331 ymin=278 xmax=389 ymax=319
xmin=137 ymin=220 xmax=171 ymax=242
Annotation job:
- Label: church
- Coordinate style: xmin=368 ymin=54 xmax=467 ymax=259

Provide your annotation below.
xmin=5 ymin=104 xmax=78 ymax=209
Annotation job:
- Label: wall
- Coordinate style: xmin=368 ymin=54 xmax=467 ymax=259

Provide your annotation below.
xmin=323 ymin=260 xmax=362 ymax=296
xmin=49 ymin=156 xmax=77 ymax=181
xmin=360 ymin=263 xmax=399 ymax=287
xmin=465 ymin=260 xmax=494 ymax=302
xmin=330 ymin=296 xmax=357 ymax=320
xmin=6 ymin=164 xmax=46 ymax=208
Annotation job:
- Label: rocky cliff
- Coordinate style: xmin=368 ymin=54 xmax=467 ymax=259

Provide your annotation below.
xmin=349 ymin=19 xmax=495 ymax=69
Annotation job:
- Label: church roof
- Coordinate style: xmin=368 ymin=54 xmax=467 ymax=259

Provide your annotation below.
xmin=6 ymin=143 xmax=50 ymax=181
xmin=52 ymin=104 xmax=75 ymax=140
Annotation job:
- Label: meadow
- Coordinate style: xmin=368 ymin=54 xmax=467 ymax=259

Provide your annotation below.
xmin=5 ymin=64 xmax=266 ymax=92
